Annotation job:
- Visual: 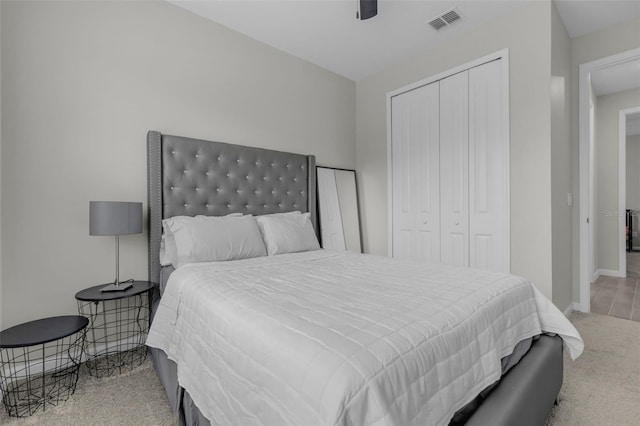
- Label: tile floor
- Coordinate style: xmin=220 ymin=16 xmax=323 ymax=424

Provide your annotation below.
xmin=590 ymin=252 xmax=640 ymax=322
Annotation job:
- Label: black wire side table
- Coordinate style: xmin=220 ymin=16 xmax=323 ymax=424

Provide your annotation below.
xmin=75 ymin=281 xmax=153 ymax=378
xmin=0 ymin=316 xmax=88 ymax=417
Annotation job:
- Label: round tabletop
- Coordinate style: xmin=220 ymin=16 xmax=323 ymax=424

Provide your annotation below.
xmin=0 ymin=315 xmax=89 ymax=348
xmin=75 ymin=280 xmax=154 ymax=302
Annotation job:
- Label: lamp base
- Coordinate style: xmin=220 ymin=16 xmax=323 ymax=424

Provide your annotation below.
xmin=100 ymin=282 xmax=134 ymax=292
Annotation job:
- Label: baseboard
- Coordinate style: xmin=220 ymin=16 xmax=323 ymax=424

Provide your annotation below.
xmin=595 ymin=268 xmax=625 ymax=279
xmin=563 ymin=302 xmax=580 ymax=317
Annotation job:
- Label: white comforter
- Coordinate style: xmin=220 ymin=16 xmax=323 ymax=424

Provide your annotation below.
xmin=147 ymin=250 xmax=583 ymax=426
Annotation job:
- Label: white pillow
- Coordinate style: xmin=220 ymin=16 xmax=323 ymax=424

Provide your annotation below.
xmin=256 ymin=211 xmax=320 ymax=255
xmin=160 ymin=213 xmax=244 ymax=266
xmin=161 ymin=214 xmax=266 ymax=267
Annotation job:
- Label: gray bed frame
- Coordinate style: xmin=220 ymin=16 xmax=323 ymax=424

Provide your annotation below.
xmin=146 ymin=130 xmax=563 ymax=426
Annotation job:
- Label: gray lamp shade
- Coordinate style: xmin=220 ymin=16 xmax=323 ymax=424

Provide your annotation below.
xmin=89 ymin=201 xmax=142 ymax=236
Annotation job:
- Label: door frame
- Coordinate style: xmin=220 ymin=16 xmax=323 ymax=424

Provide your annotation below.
xmin=386 ymin=48 xmax=510 ymax=266
xmin=578 ymin=48 xmax=640 ymax=312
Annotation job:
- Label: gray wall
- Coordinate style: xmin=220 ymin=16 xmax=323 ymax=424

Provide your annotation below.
xmin=595 ymin=88 xmax=640 ymax=272
xmin=356 ymin=1 xmax=556 ymax=299
xmin=0 ymin=0 xmax=355 ymax=328
xmin=550 ymin=3 xmax=573 ymax=311
xmin=570 ymin=18 xmax=640 ymax=300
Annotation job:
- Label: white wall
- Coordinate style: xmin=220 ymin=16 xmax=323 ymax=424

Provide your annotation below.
xmin=0 ymin=2 xmax=3 ymax=331
xmin=570 ymin=18 xmax=640 ymax=299
xmin=0 ymin=0 xmax=355 ymax=328
xmin=550 ymin=3 xmax=573 ymax=311
xmin=595 ymin=88 xmax=640 ymax=271
xmin=356 ymin=1 xmax=556 ymax=299
xmin=626 ymin=135 xmax=640 ymax=248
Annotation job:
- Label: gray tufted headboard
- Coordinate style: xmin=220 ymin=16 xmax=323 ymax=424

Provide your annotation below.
xmin=147 ymin=130 xmax=317 ymax=284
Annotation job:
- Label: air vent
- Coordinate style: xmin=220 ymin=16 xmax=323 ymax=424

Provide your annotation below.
xmin=428 ymin=9 xmax=461 ymax=31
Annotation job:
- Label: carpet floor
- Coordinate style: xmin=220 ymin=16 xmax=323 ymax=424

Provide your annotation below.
xmin=1 ymin=312 xmax=638 ymax=425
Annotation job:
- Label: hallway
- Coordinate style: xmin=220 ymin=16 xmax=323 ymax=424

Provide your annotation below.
xmin=591 ymin=267 xmax=640 ymax=322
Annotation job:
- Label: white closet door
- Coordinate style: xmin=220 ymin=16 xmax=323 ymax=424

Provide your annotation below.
xmin=391 ymin=83 xmax=440 ymax=262
xmin=317 ymin=168 xmax=346 ymax=250
xmin=468 ymin=59 xmax=509 ymax=272
xmin=440 ymin=71 xmax=470 ymax=267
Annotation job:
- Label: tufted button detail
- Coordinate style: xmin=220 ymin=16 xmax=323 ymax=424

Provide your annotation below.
xmin=216 ymin=188 xmax=220 ymax=192
xmin=184 ymin=203 xmax=188 ymax=207
xmin=226 ymin=173 xmax=230 ymax=177
xmin=170 ymin=186 xmax=174 ymax=190
xmin=195 ymin=154 xmax=199 ymax=158
xmin=236 ymin=159 xmax=240 ymax=163
xmin=171 ymin=150 xmax=175 ymax=154
xmin=195 ymin=187 xmax=199 ymax=191
xmin=183 ymin=170 xmax=187 ymax=174
xmin=205 ymin=204 xmax=209 ymax=208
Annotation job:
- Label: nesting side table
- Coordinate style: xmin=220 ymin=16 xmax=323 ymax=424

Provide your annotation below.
xmin=0 ymin=316 xmax=88 ymax=417
xmin=75 ymin=281 xmax=153 ymax=378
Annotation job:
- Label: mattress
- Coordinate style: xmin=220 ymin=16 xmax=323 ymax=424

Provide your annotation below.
xmin=147 ymin=250 xmax=583 ymax=426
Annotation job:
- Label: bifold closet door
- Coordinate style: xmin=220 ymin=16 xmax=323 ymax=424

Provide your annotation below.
xmin=391 ymin=83 xmax=440 ymax=262
xmin=439 ymin=71 xmax=470 ymax=268
xmin=468 ymin=60 xmax=508 ymax=272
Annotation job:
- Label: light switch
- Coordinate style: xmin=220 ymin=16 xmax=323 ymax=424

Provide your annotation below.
xmin=567 ymin=192 xmax=573 ymax=207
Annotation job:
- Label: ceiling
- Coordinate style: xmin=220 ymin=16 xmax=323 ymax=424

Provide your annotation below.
xmin=169 ymin=1 xmax=640 ymax=81
xmin=591 ymin=59 xmax=640 ymax=96
xmin=554 ymin=0 xmax=640 ymax=38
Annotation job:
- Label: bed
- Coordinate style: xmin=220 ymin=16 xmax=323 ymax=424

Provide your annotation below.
xmin=145 ymin=131 xmax=583 ymax=426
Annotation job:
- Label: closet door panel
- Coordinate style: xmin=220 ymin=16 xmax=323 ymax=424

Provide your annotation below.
xmin=391 ymin=83 xmax=440 ymax=262
xmin=469 ymin=59 xmax=509 ymax=272
xmin=440 ymin=71 xmax=469 ymax=267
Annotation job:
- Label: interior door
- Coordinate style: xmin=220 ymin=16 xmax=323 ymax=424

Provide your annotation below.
xmin=439 ymin=71 xmax=469 ymax=267
xmin=468 ymin=59 xmax=509 ymax=272
xmin=391 ymin=82 xmax=440 ymax=262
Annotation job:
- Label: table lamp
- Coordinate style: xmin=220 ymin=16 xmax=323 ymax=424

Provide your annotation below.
xmin=90 ymin=201 xmax=142 ymax=292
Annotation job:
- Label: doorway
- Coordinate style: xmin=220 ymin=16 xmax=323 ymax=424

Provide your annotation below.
xmin=590 ymin=108 xmax=640 ymax=321
xmin=580 ymin=47 xmax=640 ymax=317
xmin=624 ymin=111 xmax=640 ymax=277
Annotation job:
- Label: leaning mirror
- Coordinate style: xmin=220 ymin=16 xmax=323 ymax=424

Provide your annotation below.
xmin=316 ymin=166 xmax=362 ymax=253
